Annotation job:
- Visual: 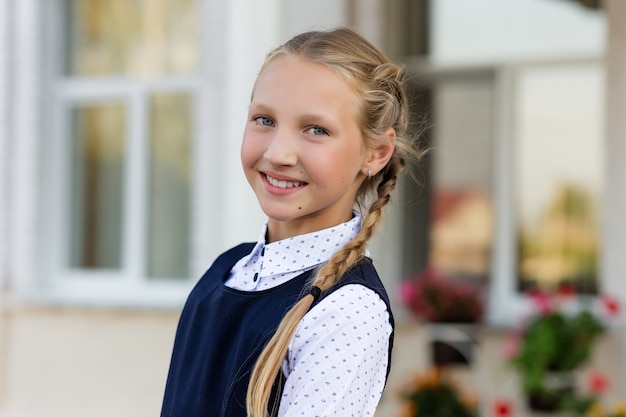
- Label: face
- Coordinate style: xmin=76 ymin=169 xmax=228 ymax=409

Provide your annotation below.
xmin=241 ymin=55 xmax=368 ymax=242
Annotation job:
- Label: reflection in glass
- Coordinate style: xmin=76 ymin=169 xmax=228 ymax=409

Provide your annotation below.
xmin=147 ymin=94 xmax=192 ymax=279
xmin=69 ymin=105 xmax=126 ymax=269
xmin=66 ymin=0 xmax=198 ymax=76
xmin=516 ymin=64 xmax=604 ymax=294
xmin=430 ymin=81 xmax=494 ymax=283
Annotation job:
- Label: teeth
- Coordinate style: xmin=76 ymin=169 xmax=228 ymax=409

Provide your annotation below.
xmin=266 ymin=174 xmax=302 ymax=189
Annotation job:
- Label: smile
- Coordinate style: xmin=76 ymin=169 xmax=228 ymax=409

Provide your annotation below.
xmin=264 ymin=173 xmax=306 ymax=189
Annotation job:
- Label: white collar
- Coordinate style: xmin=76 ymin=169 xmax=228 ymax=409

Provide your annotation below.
xmin=228 ymin=212 xmax=364 ymax=290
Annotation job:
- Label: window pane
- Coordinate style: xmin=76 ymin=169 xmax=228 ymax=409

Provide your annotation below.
xmin=147 ymin=93 xmax=192 ymax=279
xmin=66 ymin=0 xmax=198 ymax=76
xmin=69 ymin=105 xmax=126 ymax=269
xmin=430 ymin=80 xmax=494 ymax=282
xmin=516 ymin=64 xmax=604 ymax=294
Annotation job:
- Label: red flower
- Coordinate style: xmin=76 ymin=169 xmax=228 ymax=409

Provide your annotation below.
xmin=600 ymin=294 xmax=620 ymax=318
xmin=587 ymin=370 xmax=610 ymax=395
xmin=493 ymin=398 xmax=513 ymax=417
xmin=557 ymin=283 xmax=576 ymax=300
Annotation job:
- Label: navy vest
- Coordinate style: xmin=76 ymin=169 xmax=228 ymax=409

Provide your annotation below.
xmin=160 ymin=242 xmax=394 ymax=417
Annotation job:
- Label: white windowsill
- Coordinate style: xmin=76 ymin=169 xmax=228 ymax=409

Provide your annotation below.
xmin=11 ymin=283 xmax=194 ymax=311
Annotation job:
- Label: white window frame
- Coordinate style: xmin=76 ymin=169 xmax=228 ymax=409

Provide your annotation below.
xmin=51 ymin=80 xmax=200 ymax=303
xmin=36 ymin=0 xmax=222 ymax=308
xmin=410 ymin=55 xmax=604 ymax=326
xmin=495 ymin=57 xmax=605 ymax=325
xmin=0 ymin=0 xmax=8 ymax=292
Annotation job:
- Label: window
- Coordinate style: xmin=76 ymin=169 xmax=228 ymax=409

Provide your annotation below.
xmin=42 ymin=0 xmax=200 ymax=304
xmin=406 ymin=0 xmax=608 ymax=324
xmin=147 ymin=93 xmax=193 ymax=280
xmin=65 ymin=0 xmax=197 ymax=77
xmin=69 ymin=104 xmax=126 ymax=270
xmin=429 ymin=76 xmax=494 ymax=284
xmin=514 ymin=63 xmax=604 ymax=294
xmin=405 ymin=60 xmax=605 ymax=323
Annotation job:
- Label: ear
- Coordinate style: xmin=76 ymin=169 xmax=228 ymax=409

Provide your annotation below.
xmin=363 ymin=127 xmax=396 ymax=176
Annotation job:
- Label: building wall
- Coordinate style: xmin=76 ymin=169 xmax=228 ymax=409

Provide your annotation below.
xmin=0 ymin=307 xmax=178 ymax=417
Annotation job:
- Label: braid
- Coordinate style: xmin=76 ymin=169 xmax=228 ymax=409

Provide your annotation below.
xmin=246 ymin=27 xmax=422 ymax=417
xmin=313 ymin=156 xmax=405 ymax=290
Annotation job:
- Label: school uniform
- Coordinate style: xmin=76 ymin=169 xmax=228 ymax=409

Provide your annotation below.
xmin=161 ymin=213 xmax=394 ymax=417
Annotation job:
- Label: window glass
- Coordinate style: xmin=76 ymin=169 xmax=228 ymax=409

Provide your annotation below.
xmin=515 ymin=64 xmax=604 ymax=294
xmin=65 ymin=0 xmax=198 ymax=76
xmin=146 ymin=93 xmax=192 ymax=279
xmin=430 ymin=80 xmax=494 ymax=282
xmin=69 ymin=104 xmax=126 ymax=269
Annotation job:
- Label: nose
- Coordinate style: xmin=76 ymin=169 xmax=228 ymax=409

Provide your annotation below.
xmin=263 ymin=128 xmax=298 ymax=166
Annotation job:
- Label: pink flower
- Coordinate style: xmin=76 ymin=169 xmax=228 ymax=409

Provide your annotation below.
xmin=502 ymin=332 xmax=521 ymax=359
xmin=493 ymin=398 xmax=513 ymax=417
xmin=587 ymin=370 xmax=610 ymax=395
xmin=398 ymin=280 xmax=416 ymax=305
xmin=399 ymin=266 xmax=484 ymax=322
xmin=529 ymin=290 xmax=554 ymax=315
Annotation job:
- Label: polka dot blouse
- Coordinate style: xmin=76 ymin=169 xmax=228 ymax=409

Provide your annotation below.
xmin=226 ymin=213 xmax=392 ymax=416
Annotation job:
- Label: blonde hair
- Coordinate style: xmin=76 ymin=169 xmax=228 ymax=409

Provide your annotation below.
xmin=246 ymin=27 xmax=421 ymax=417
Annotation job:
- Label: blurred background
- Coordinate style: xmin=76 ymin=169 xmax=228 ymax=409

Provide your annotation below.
xmin=1 ymin=0 xmax=625 ymax=416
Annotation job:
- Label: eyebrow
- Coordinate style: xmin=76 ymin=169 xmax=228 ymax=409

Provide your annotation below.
xmin=248 ymin=102 xmax=273 ymax=113
xmin=249 ymin=102 xmax=336 ymax=126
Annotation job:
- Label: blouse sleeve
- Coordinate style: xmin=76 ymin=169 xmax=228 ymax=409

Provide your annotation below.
xmin=277 ymin=284 xmax=392 ymax=417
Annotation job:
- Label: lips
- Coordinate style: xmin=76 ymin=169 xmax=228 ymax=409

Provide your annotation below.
xmin=263 ymin=173 xmax=306 ymax=189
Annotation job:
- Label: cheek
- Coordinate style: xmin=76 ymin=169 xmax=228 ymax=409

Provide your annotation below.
xmin=240 ymin=134 xmax=259 ymax=169
xmin=305 ymin=146 xmax=361 ymax=185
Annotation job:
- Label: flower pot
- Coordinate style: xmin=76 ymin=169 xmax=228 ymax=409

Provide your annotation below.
xmin=526 ymin=371 xmax=575 ymax=413
xmin=527 ymin=392 xmax=562 ymax=413
xmin=426 ymin=323 xmax=477 ymax=366
xmin=431 ymin=340 xmax=472 ymax=366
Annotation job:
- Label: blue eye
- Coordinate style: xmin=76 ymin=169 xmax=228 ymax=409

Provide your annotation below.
xmin=308 ymin=126 xmax=328 ymax=136
xmin=254 ymin=116 xmax=274 ymax=127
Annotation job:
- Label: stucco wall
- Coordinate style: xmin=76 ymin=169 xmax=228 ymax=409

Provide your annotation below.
xmin=0 ymin=306 xmax=179 ymax=417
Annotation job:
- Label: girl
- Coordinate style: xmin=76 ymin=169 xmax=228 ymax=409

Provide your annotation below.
xmin=161 ymin=27 xmax=420 ymax=417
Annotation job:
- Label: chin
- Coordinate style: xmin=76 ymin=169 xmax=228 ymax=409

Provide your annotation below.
xmin=263 ymin=211 xmax=300 ymax=223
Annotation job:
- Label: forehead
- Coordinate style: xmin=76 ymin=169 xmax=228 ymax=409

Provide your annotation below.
xmin=251 ymin=55 xmax=360 ymax=118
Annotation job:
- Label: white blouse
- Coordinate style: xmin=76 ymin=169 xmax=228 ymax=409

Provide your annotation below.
xmin=226 ymin=213 xmax=393 ymax=416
